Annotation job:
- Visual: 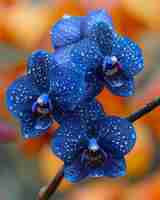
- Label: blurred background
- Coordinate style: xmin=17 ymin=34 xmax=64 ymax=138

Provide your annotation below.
xmin=1 ymin=0 xmax=160 ymax=199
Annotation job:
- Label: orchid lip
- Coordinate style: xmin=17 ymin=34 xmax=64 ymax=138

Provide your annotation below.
xmin=102 ymin=56 xmax=122 ymax=76
xmin=32 ymin=93 xmax=53 ymax=115
xmin=105 ymin=67 xmax=118 ymax=76
xmin=81 ymin=138 xmax=106 ymax=168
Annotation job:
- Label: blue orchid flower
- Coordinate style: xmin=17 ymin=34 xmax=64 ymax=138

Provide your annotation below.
xmin=6 ymin=50 xmax=61 ymax=138
xmin=97 ymin=35 xmax=144 ymax=96
xmin=50 ymin=9 xmax=144 ymax=98
xmin=52 ymin=113 xmax=136 ymax=182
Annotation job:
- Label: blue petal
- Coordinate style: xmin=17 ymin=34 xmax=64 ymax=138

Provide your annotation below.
xmin=97 ymin=116 xmax=136 ymax=156
xmin=82 ymin=9 xmax=113 ymax=36
xmin=49 ymin=63 xmax=86 ymax=111
xmin=51 ymin=16 xmax=82 ymax=49
xmin=52 ymin=38 xmax=103 ymax=74
xmin=52 ymin=100 xmax=106 ymax=131
xmin=50 ymin=39 xmax=103 ymax=110
xmin=51 ymin=117 xmax=88 ymax=164
xmin=27 ymin=50 xmax=53 ymax=92
xmin=103 ymin=155 xmax=126 ymax=177
xmin=82 ymin=9 xmax=114 ymax=55
xmin=88 ymin=155 xmax=126 ymax=178
xmin=85 ymin=66 xmax=104 ymax=101
xmin=70 ymin=38 xmax=103 ymax=72
xmin=112 ymin=35 xmax=144 ymax=76
xmin=64 ymin=156 xmax=88 ymax=183
xmin=6 ymin=75 xmax=40 ymax=119
xmin=103 ymin=71 xmax=135 ymax=96
xmin=84 ymin=22 xmax=114 ymax=56
xmin=20 ymin=113 xmax=52 ymax=138
xmin=76 ymin=100 xmax=106 ymax=132
xmin=69 ymin=39 xmax=103 ymax=99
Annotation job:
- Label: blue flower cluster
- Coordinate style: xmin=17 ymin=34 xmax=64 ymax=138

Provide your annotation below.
xmin=6 ymin=9 xmax=144 ymax=182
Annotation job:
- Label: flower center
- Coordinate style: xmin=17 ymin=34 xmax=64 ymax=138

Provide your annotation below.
xmin=32 ymin=94 xmax=53 ymax=115
xmin=81 ymin=139 xmax=105 ymax=168
xmin=102 ymin=56 xmax=121 ymax=76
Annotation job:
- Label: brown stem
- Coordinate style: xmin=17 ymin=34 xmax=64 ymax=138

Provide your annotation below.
xmin=126 ymin=97 xmax=160 ymax=123
xmin=37 ymin=165 xmax=64 ymax=200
